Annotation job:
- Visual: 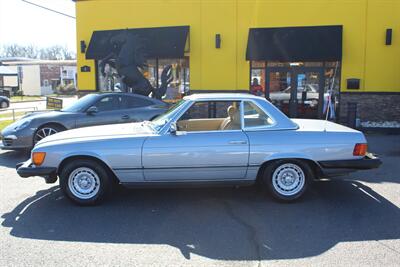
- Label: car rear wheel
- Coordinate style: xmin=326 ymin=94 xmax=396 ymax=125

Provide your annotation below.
xmin=59 ymin=159 xmax=112 ymax=205
xmin=0 ymin=101 xmax=8 ymax=109
xmin=34 ymin=124 xmax=64 ymax=144
xmin=262 ymin=159 xmax=313 ymax=202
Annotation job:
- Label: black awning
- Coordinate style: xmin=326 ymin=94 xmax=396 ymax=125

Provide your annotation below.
xmin=246 ymin=25 xmax=342 ymax=62
xmin=86 ymin=26 xmax=189 ymax=60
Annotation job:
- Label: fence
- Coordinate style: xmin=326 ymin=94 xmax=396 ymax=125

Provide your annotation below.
xmin=0 ymin=107 xmax=39 ymax=122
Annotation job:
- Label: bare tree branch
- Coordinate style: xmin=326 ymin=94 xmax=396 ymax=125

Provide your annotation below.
xmin=0 ymin=44 xmax=76 ymax=60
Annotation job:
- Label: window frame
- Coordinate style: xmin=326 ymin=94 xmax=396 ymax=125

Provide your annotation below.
xmin=174 ymin=100 xmax=243 ymax=134
xmin=241 ymin=100 xmax=277 ymax=131
xmin=123 ymin=95 xmax=154 ymax=109
xmin=157 ymin=98 xmax=281 ymax=135
xmin=93 ymin=95 xmax=121 ymax=113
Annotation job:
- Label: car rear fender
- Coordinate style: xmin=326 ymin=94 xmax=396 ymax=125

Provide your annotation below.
xmin=261 ymin=152 xmax=316 ymax=163
xmin=253 ymin=153 xmax=321 ymax=181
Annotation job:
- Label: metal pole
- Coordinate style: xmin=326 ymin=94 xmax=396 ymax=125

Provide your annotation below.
xmin=325 ymin=61 xmax=339 ymax=121
xmin=156 ymin=58 xmax=159 ymax=89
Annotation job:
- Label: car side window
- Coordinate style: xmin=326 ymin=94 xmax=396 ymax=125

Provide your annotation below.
xmin=94 ymin=96 xmax=120 ymax=112
xmin=243 ymin=101 xmax=274 ymax=128
xmin=177 ymin=101 xmax=241 ymax=132
xmin=123 ymin=96 xmax=153 ymax=108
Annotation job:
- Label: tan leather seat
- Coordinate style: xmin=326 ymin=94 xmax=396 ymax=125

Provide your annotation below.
xmin=220 ymin=105 xmax=241 ymax=130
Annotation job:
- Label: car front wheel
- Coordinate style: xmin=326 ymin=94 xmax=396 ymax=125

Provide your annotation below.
xmin=34 ymin=124 xmax=64 ymax=144
xmin=262 ymin=159 xmax=313 ymax=202
xmin=59 ymin=159 xmax=112 ymax=205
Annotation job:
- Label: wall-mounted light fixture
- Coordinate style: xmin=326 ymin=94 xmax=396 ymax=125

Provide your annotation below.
xmin=80 ymin=65 xmax=91 ymax=72
xmin=386 ymin=29 xmax=392 ymax=45
xmin=347 ymin=78 xmax=360 ymax=90
xmin=80 ymin=40 xmax=87 ymax=53
xmin=215 ymin=34 xmax=221 ymax=48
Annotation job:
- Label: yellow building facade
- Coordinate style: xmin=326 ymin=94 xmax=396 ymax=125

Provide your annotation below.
xmin=75 ymin=0 xmax=400 ymax=123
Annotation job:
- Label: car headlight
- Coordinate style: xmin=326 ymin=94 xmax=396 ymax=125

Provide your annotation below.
xmin=13 ymin=119 xmax=31 ymax=131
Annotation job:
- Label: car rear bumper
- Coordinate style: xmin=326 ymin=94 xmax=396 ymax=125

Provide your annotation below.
xmin=16 ymin=159 xmax=57 ymax=183
xmin=317 ymin=153 xmax=382 ymax=178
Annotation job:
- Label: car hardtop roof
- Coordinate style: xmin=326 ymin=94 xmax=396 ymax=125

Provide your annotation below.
xmin=86 ymin=92 xmax=163 ymax=101
xmin=184 ymin=93 xmax=262 ymax=101
xmin=91 ymin=92 xmax=147 ymax=97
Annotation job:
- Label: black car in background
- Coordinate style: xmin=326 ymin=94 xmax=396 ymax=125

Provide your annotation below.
xmin=0 ymin=96 xmax=10 ymax=109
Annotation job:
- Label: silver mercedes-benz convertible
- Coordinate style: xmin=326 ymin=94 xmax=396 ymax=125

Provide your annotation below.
xmin=16 ymin=93 xmax=381 ymax=205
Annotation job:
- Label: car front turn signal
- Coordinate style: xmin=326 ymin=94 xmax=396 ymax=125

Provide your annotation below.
xmin=32 ymin=152 xmax=46 ymax=166
xmin=353 ymin=143 xmax=367 ymax=156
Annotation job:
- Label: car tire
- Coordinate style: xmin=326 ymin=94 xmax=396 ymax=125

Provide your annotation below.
xmin=33 ymin=124 xmax=65 ymax=144
xmin=59 ymin=159 xmax=112 ymax=205
xmin=0 ymin=101 xmax=8 ymax=109
xmin=262 ymin=159 xmax=313 ymax=202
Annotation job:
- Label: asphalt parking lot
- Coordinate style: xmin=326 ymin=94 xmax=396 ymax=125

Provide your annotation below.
xmin=0 ymin=134 xmax=399 ymax=266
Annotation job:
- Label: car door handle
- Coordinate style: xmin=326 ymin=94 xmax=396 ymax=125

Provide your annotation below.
xmin=228 ymin=140 xmax=247 ymax=145
xmin=121 ymin=115 xmax=130 ymax=120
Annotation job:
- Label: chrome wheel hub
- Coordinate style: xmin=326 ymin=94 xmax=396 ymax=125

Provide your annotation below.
xmin=272 ymin=163 xmax=305 ymax=196
xmin=68 ymin=167 xmax=100 ymax=199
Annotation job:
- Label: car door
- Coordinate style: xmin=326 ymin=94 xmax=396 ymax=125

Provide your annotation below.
xmin=76 ymin=95 xmax=125 ymax=128
xmin=142 ymin=100 xmax=250 ymax=181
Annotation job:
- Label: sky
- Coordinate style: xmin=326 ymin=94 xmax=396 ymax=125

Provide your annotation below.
xmin=0 ymin=0 xmax=76 ymax=52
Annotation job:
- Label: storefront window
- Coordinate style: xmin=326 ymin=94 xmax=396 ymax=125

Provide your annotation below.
xmin=250 ymin=60 xmax=341 ymax=120
xmin=323 ymin=62 xmax=341 ymax=120
xmin=97 ymin=57 xmax=189 ymax=100
xmin=97 ymin=61 xmax=121 ymax=92
xmin=142 ymin=59 xmax=157 ymax=88
xmin=158 ymin=58 xmax=189 ymax=100
xmin=250 ymin=62 xmax=265 ymax=97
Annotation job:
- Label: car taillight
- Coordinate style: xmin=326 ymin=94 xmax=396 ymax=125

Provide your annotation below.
xmin=353 ymin=143 xmax=367 ymax=156
xmin=32 ymin=152 xmax=46 ymax=166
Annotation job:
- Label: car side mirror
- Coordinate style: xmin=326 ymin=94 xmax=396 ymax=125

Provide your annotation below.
xmin=169 ymin=122 xmax=177 ymax=135
xmin=86 ymin=106 xmax=98 ymax=115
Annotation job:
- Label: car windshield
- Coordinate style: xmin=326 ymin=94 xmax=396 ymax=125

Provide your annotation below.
xmin=150 ymin=99 xmax=186 ymax=132
xmin=61 ymin=94 xmax=98 ymax=112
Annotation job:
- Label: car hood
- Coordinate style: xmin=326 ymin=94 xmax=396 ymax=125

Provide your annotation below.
xmin=22 ymin=110 xmax=72 ymax=119
xmin=37 ymin=122 xmax=154 ymax=146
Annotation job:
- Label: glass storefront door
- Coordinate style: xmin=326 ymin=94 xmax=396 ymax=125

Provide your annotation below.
xmin=265 ymin=68 xmax=293 ymax=116
xmin=266 ymin=67 xmax=324 ymax=119
xmin=293 ymin=68 xmax=324 ymax=118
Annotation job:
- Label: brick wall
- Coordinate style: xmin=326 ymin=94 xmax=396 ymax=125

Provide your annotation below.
xmin=340 ymin=93 xmax=400 ymax=123
xmin=39 ymin=65 xmax=60 ymax=86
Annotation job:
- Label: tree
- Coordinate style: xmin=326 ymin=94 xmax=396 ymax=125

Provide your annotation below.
xmin=60 ymin=46 xmax=75 ymax=60
xmin=0 ymin=44 xmax=76 ymax=60
xmin=1 ymin=44 xmax=25 ymax=57
xmin=39 ymin=45 xmax=63 ymax=60
xmin=23 ymin=45 xmax=40 ymax=59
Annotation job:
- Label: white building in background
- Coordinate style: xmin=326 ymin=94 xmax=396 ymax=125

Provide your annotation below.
xmin=60 ymin=65 xmax=77 ymax=87
xmin=0 ymin=59 xmax=77 ymax=96
xmin=0 ymin=65 xmax=18 ymax=96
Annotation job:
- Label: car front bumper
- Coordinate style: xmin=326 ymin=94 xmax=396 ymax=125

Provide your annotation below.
xmin=16 ymin=159 xmax=58 ymax=183
xmin=1 ymin=130 xmax=34 ymax=150
xmin=318 ymin=153 xmax=382 ymax=178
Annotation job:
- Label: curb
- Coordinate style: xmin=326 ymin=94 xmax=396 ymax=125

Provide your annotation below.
xmin=11 ymin=100 xmax=45 ymax=104
xmin=359 ymin=127 xmax=400 ymax=135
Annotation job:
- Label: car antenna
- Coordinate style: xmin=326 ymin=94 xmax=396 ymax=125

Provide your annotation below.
xmin=324 ymin=61 xmax=339 ymax=131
